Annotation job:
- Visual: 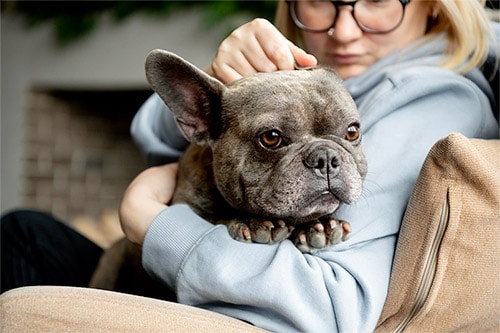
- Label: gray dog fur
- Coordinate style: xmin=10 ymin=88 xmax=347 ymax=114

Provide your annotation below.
xmin=89 ymin=50 xmax=367 ymax=295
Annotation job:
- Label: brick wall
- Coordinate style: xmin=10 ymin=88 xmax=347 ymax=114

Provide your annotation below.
xmin=22 ymin=89 xmax=151 ymax=223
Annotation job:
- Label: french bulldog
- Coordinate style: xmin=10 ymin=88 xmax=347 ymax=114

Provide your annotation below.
xmin=89 ymin=50 xmax=367 ymax=297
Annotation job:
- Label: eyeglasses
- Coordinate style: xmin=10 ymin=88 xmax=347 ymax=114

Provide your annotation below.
xmin=287 ymin=0 xmax=411 ymax=34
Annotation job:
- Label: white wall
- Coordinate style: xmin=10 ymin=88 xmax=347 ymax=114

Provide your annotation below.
xmin=1 ymin=9 xmax=248 ymax=213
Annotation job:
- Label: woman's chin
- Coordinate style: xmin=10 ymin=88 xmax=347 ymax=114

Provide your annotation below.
xmin=333 ymin=66 xmax=367 ymax=80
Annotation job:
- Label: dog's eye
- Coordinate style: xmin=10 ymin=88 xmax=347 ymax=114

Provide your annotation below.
xmin=259 ymin=130 xmax=283 ymax=149
xmin=345 ymin=124 xmax=360 ymax=142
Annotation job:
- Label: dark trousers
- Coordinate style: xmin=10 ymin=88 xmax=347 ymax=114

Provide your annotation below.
xmin=1 ymin=209 xmax=103 ymax=293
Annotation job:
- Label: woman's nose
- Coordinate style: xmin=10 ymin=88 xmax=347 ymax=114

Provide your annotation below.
xmin=330 ymin=7 xmax=363 ymax=42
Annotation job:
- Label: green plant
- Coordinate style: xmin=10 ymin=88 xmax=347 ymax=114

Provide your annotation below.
xmin=2 ymin=1 xmax=278 ymax=46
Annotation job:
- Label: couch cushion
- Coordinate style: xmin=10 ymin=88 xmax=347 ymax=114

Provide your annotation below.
xmin=0 ymin=285 xmax=267 ymax=332
xmin=375 ymin=133 xmax=500 ymax=332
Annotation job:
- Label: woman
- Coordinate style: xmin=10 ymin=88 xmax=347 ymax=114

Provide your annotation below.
xmin=2 ymin=0 xmax=498 ymax=332
xmin=124 ymin=0 xmax=498 ymax=332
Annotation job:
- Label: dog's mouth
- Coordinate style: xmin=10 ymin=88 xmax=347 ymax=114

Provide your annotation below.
xmin=289 ymin=190 xmax=341 ymax=222
xmin=316 ymin=190 xmax=341 ymax=208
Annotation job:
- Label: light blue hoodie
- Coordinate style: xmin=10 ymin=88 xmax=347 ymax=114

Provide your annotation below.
xmin=131 ymin=27 xmax=499 ymax=332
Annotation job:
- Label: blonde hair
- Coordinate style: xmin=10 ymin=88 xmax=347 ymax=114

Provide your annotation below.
xmin=274 ymin=0 xmax=495 ymax=74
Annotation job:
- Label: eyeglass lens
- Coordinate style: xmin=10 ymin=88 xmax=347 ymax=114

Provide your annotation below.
xmin=292 ymin=0 xmax=405 ymax=33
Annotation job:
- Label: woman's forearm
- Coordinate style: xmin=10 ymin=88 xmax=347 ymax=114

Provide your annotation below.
xmin=119 ymin=163 xmax=178 ymax=246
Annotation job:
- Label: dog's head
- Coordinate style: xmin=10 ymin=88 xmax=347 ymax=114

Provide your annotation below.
xmin=146 ymin=49 xmax=367 ymax=222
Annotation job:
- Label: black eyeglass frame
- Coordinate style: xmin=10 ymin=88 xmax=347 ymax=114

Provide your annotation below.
xmin=286 ymin=0 xmax=412 ymax=34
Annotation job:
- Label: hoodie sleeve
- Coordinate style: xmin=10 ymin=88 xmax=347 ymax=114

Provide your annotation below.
xmin=131 ymin=93 xmax=189 ymax=166
xmin=143 ymin=204 xmax=395 ymax=333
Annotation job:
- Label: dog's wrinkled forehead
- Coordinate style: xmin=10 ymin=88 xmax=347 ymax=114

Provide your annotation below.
xmin=222 ymin=67 xmax=357 ymax=121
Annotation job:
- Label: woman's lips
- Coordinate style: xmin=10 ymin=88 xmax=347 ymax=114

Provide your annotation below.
xmin=331 ymin=53 xmax=362 ymax=65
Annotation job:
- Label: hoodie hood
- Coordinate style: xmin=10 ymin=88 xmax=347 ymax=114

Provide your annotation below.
xmin=344 ymin=24 xmax=499 ymax=113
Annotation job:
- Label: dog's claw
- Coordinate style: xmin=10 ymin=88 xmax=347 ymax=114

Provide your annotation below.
xmin=253 ymin=218 xmax=293 ymax=244
xmin=295 ymin=231 xmax=311 ymax=253
xmin=226 ymin=218 xmax=293 ymax=244
xmin=314 ymin=222 xmax=324 ymax=232
xmin=341 ymin=221 xmax=351 ymax=240
xmin=227 ymin=222 xmax=253 ymax=243
xmin=226 ymin=217 xmax=349 ymax=250
xmin=298 ymin=232 xmax=307 ymax=244
xmin=242 ymin=228 xmax=251 ymax=241
xmin=293 ymin=218 xmax=351 ymax=253
xmin=263 ymin=220 xmax=274 ymax=229
xmin=309 ymin=223 xmax=327 ymax=249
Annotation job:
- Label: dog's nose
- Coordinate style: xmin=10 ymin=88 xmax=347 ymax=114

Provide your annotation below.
xmin=304 ymin=147 xmax=340 ymax=177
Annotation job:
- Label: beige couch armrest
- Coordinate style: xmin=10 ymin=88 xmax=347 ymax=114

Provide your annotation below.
xmin=376 ymin=134 xmax=500 ymax=332
xmin=0 ymin=286 xmax=268 ymax=332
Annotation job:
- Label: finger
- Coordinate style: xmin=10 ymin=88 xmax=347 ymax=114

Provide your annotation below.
xmin=210 ymin=31 xmax=261 ymax=83
xmin=240 ymin=39 xmax=280 ymax=73
xmin=289 ymin=44 xmax=318 ymax=68
xmin=225 ymin=23 xmax=280 ymax=73
xmin=252 ymin=20 xmax=296 ymax=71
xmin=223 ymin=18 xmax=285 ymax=73
xmin=252 ymin=20 xmax=316 ymax=71
xmin=254 ymin=37 xmax=293 ymax=72
xmin=212 ymin=64 xmax=245 ymax=85
xmin=211 ymin=49 xmax=256 ymax=83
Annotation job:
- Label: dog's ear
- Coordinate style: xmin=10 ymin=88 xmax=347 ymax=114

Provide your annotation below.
xmin=145 ymin=49 xmax=226 ymax=145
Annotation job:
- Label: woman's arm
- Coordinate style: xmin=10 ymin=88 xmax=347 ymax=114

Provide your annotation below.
xmin=131 ymin=95 xmax=188 ymax=166
xmin=119 ymin=163 xmax=178 ymax=246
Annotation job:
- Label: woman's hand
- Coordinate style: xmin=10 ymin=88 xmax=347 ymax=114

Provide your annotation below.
xmin=119 ymin=163 xmax=179 ymax=246
xmin=206 ymin=18 xmax=317 ymax=84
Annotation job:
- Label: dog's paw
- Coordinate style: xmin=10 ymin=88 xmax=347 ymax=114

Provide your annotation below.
xmin=227 ymin=219 xmax=294 ymax=244
xmin=293 ymin=218 xmax=351 ymax=253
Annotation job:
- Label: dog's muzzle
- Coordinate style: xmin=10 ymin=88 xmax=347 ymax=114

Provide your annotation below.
xmin=304 ymin=143 xmax=342 ymax=178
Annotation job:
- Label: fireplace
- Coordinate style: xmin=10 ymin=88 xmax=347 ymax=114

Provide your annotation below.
xmin=22 ymin=89 xmax=152 ymax=243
